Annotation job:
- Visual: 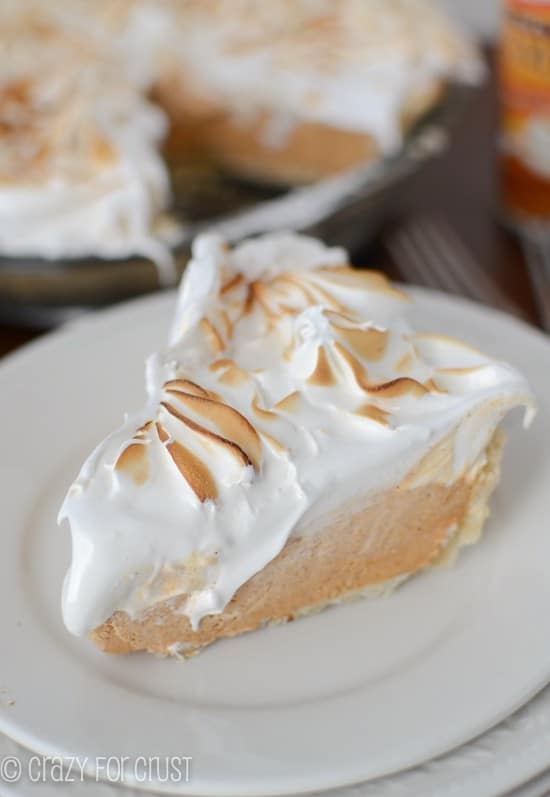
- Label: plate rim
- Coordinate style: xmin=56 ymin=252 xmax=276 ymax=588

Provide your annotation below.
xmin=0 ymin=286 xmax=549 ymax=796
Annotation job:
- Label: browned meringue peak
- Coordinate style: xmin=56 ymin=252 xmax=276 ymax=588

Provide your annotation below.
xmin=0 ymin=11 xmax=121 ymax=184
xmin=162 ymin=383 xmax=262 ymax=471
xmin=164 ymin=378 xmax=213 ymax=398
xmin=323 ymin=309 xmax=388 ymax=360
xmin=411 ymin=333 xmax=489 ymax=364
xmin=189 ymin=265 xmax=411 ymax=377
xmin=199 ymin=318 xmax=226 ymax=354
xmin=394 ymin=352 xmax=413 ymax=373
xmin=114 ymin=369 xmax=263 ymax=501
xmin=306 ymin=346 xmax=338 ymax=387
xmin=353 ymin=403 xmax=390 ymax=425
xmin=263 ymin=273 xmax=350 ymax=316
xmin=259 ymin=265 xmax=401 ymax=318
xmin=303 ymin=345 xmax=393 ymax=426
xmin=114 ymin=441 xmax=150 ymax=486
xmin=114 ymin=420 xmax=153 ymax=485
xmin=115 ymin=414 xmax=220 ymax=502
xmin=160 ymin=400 xmax=251 ymax=466
xmin=208 ymin=358 xmax=251 ymax=387
xmin=311 ymin=267 xmax=410 ymax=301
xmin=156 ymin=422 xmax=218 ymax=503
xmin=316 ymin=339 xmax=431 ymax=399
xmin=220 ymin=272 xmax=245 ymax=296
xmin=213 ymin=272 xmax=334 ymax=332
xmin=258 ymin=429 xmax=287 ymax=454
xmin=295 ymin=306 xmax=432 ymax=401
xmin=367 ymin=376 xmax=431 ymax=398
xmin=435 ymin=366 xmax=487 ymax=376
xmin=274 ymin=391 xmax=301 ymax=413
xmin=251 ymin=393 xmax=279 ymax=421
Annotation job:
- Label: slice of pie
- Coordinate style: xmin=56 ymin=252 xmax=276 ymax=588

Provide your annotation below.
xmin=60 ymin=232 xmax=534 ymax=656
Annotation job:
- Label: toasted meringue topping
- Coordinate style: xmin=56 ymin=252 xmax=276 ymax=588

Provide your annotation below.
xmin=368 ymin=376 xmax=429 ymax=398
xmin=114 ymin=442 xmax=150 ymax=486
xmin=354 ymin=403 xmax=390 ymax=425
xmin=212 ymin=360 xmax=251 ymax=387
xmin=328 ymin=314 xmax=389 ymax=360
xmin=170 ymin=0 xmax=483 ymax=150
xmin=274 ymin=391 xmax=302 ymax=413
xmin=164 ymin=378 xmax=210 ymax=397
xmin=156 ymin=422 xmax=219 ymax=503
xmin=395 ymin=352 xmax=413 ymax=372
xmin=1 ymin=1 xmax=481 ymax=267
xmin=165 ymin=389 xmax=262 ymax=471
xmin=199 ymin=319 xmax=225 ymax=354
xmin=307 ymin=347 xmax=339 ymax=387
xmin=0 ymin=1 xmax=179 ymax=272
xmin=332 ymin=342 xmax=371 ymax=391
xmin=60 ymin=232 xmax=534 ymax=636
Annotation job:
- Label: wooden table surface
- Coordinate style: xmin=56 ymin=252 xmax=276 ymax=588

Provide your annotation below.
xmin=0 ymin=53 xmax=542 ymax=360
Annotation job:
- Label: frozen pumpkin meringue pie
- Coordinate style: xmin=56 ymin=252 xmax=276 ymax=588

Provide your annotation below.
xmin=60 ymin=233 xmax=534 ymax=656
xmin=158 ymin=0 xmax=483 ymax=184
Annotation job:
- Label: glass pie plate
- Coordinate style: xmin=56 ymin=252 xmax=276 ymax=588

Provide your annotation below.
xmin=0 ymin=84 xmax=475 ymax=327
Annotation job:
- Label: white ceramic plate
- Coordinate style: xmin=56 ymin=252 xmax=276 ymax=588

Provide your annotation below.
xmin=0 ymin=289 xmax=549 ymax=797
xmin=4 ymin=681 xmax=550 ymax=797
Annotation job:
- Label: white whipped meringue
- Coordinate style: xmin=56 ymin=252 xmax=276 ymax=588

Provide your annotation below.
xmin=60 ymin=232 xmax=534 ymax=637
xmin=0 ymin=98 xmax=176 ymax=276
xmin=0 ymin=0 xmax=481 ymax=267
xmin=173 ymin=0 xmax=483 ymax=152
xmin=0 ymin=3 xmax=179 ymax=276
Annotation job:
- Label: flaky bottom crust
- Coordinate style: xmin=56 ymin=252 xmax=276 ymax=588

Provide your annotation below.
xmin=90 ymin=429 xmax=504 ymax=656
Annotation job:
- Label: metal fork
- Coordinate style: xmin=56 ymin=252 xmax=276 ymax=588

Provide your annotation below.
xmin=520 ymin=228 xmax=550 ymax=332
xmin=387 ymin=215 xmax=526 ymax=319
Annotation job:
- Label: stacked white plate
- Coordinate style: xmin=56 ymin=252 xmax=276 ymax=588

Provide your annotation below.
xmin=1 ymin=288 xmax=549 ymax=797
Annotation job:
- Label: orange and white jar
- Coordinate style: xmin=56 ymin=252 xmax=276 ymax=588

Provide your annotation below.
xmin=499 ymin=0 xmax=550 ymax=224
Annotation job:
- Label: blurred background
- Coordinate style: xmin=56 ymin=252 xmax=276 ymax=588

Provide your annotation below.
xmin=0 ymin=0 xmax=548 ymax=354
xmin=442 ymin=0 xmax=499 ymax=38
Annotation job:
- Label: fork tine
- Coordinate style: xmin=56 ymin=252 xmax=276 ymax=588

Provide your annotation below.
xmin=415 ymin=219 xmax=481 ymax=300
xmin=408 ymin=218 xmax=470 ymax=296
xmin=423 ymin=217 xmax=526 ymax=318
xmin=522 ymin=235 xmax=550 ymax=331
xmin=388 ymin=232 xmax=433 ymax=287
xmin=389 ymin=230 xmax=444 ymax=291
xmin=391 ymin=221 xmax=466 ymax=296
xmin=414 ymin=216 xmax=509 ymax=304
xmin=389 ymin=216 xmax=525 ymax=319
